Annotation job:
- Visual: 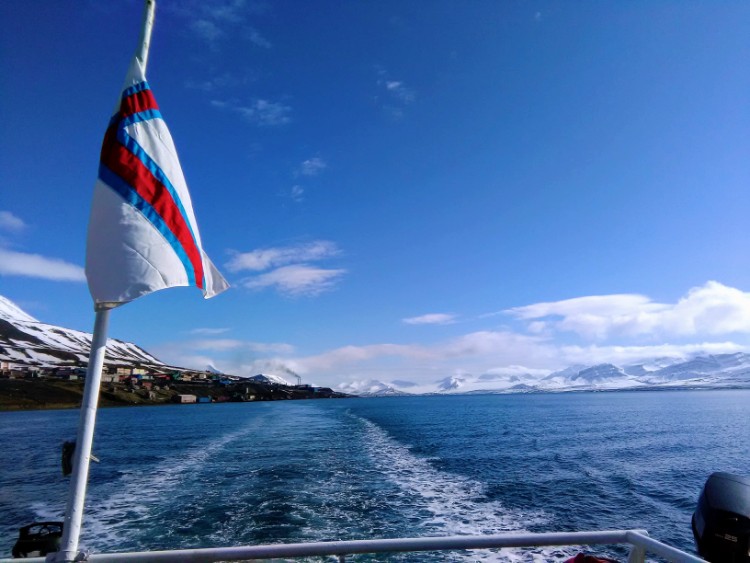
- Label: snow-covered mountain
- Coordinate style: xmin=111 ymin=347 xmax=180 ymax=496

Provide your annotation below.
xmin=435 ymin=375 xmax=467 ymax=391
xmin=337 ymin=379 xmax=411 ymax=397
xmin=337 ymin=354 xmax=750 ymax=396
xmin=0 ymin=295 xmax=163 ymax=368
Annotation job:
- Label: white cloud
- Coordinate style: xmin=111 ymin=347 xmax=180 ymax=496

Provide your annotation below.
xmin=0 ymin=248 xmax=85 ymax=282
xmin=0 ymin=211 xmax=26 ymax=232
xmin=294 ymin=343 xmax=431 ymax=373
xmin=152 ymin=281 xmax=750 ymax=388
xmin=185 ymin=338 xmax=294 ymax=354
xmin=189 ymin=327 xmax=231 ymax=335
xmin=226 ymin=241 xmax=340 ymax=272
xmin=374 ymin=67 xmax=416 ymax=120
xmin=181 ymin=1 xmax=271 ymax=49
xmin=226 ymin=241 xmax=345 ymax=297
xmin=299 ymin=157 xmax=327 ymax=176
xmin=246 ymin=99 xmax=291 ymax=125
xmin=191 ymin=19 xmax=222 ymax=43
xmin=247 ymin=28 xmax=271 ymax=48
xmin=241 ymin=264 xmax=347 ymax=297
xmin=151 ymin=337 xmax=297 ymax=374
xmin=505 ymin=282 xmax=750 ymax=340
xmin=295 ymin=331 xmax=550 ymax=376
xmin=402 ymin=313 xmax=456 ymax=325
xmin=185 ymin=72 xmax=245 ymax=93
xmin=204 ymin=0 xmax=248 ymax=23
xmin=481 ymin=365 xmax=551 ymax=378
xmin=289 ymin=185 xmax=305 ymax=202
xmin=211 ymin=98 xmax=292 ymax=126
xmin=385 ymin=80 xmax=415 ymax=103
xmin=559 ymin=341 xmax=746 ymax=367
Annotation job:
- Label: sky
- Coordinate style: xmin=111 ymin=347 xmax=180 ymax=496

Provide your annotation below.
xmin=1 ymin=0 xmax=749 ymax=389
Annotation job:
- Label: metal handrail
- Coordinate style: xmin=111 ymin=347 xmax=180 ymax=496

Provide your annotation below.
xmin=0 ymin=529 xmax=706 ymax=562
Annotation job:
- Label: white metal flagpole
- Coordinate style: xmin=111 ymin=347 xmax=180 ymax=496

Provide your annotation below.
xmin=57 ymin=2 xmax=157 ymax=561
xmin=134 ymin=0 xmax=156 ymax=71
xmin=57 ymin=307 xmax=112 ymax=562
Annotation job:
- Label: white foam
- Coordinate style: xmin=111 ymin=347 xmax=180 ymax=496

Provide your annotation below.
xmin=75 ymin=420 xmax=263 ymax=551
xmin=355 ymin=415 xmax=579 ymax=561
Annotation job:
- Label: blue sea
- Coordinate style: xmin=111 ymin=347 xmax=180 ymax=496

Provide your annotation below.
xmin=1 ymin=390 xmax=748 ymax=561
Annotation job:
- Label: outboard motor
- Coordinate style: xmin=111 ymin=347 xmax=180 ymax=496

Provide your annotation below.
xmin=693 ymin=472 xmax=750 ymax=563
xmin=11 ymin=522 xmax=63 ymax=558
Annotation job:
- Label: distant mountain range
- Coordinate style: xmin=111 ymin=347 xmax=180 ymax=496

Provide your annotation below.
xmin=3 ymin=295 xmax=749 ymax=396
xmin=338 ymin=353 xmax=750 ymax=397
xmin=0 ymin=295 xmax=163 ymax=369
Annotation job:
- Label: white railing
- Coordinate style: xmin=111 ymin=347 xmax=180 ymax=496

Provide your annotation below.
xmin=0 ymin=529 xmax=706 ymax=562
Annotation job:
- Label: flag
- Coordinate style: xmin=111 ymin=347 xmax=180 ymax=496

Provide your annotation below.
xmin=86 ymin=57 xmax=228 ymax=308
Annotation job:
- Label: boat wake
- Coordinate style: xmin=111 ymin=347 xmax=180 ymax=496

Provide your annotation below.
xmin=353 ymin=414 xmax=576 ymax=562
xmin=32 ymin=417 xmax=265 ymax=552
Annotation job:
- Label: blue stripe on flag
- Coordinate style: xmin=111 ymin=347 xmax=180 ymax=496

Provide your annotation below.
xmin=114 ymin=123 xmax=201 ymax=256
xmin=98 ymin=163 xmax=197 ymax=287
xmin=121 ymin=109 xmax=162 ymax=128
xmin=122 ymin=81 xmax=151 ymax=99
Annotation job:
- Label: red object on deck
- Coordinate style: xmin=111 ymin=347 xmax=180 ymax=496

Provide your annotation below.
xmin=564 ymin=554 xmax=620 ymax=563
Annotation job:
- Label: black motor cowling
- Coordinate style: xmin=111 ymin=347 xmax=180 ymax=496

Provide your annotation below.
xmin=11 ymin=521 xmax=63 ymax=558
xmin=693 ymin=472 xmax=750 ymax=563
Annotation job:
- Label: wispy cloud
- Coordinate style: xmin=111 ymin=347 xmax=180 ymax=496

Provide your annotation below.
xmin=179 ymin=0 xmax=271 ymax=50
xmin=151 ymin=336 xmax=296 ymax=374
xmin=403 ymin=313 xmax=457 ymax=325
xmin=298 ymin=157 xmax=327 ymax=177
xmin=288 ymin=185 xmax=305 ymax=202
xmin=227 ymin=241 xmax=340 ymax=272
xmin=384 ymin=80 xmax=415 ymax=103
xmin=0 ymin=211 xmax=26 ymax=232
xmin=0 ymin=248 xmax=85 ymax=282
xmin=211 ymin=98 xmax=292 ymax=126
xmin=185 ymin=72 xmax=252 ymax=93
xmin=241 ymin=264 xmax=346 ymax=297
xmin=226 ymin=241 xmax=346 ymax=297
xmin=189 ymin=327 xmax=231 ymax=335
xmin=246 ymin=28 xmax=271 ymax=49
xmin=505 ymin=281 xmax=750 ymax=340
xmin=191 ymin=19 xmax=222 ymax=44
xmin=185 ymin=338 xmax=294 ymax=354
xmin=375 ymin=67 xmax=416 ymax=119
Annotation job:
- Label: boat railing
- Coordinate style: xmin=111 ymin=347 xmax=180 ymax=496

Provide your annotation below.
xmin=0 ymin=529 xmax=706 ymax=562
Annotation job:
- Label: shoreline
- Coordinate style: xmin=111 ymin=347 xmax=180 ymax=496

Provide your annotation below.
xmin=0 ymin=378 xmax=350 ymax=411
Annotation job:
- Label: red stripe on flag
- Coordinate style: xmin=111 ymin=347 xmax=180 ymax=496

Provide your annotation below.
xmin=120 ymin=89 xmax=159 ymax=117
xmin=101 ymin=128 xmax=205 ymax=289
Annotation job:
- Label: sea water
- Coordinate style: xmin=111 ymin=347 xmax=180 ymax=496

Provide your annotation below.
xmin=1 ymin=390 xmax=748 ymax=561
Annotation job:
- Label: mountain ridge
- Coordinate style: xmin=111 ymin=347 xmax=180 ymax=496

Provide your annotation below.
xmin=345 ymin=352 xmax=750 ymax=396
xmin=0 ymin=295 xmax=163 ymax=369
xmin=2 ymin=295 xmax=749 ymax=395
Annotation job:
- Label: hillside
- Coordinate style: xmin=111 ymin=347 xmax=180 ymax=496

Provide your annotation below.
xmin=0 ymin=295 xmax=350 ymax=409
xmin=0 ymin=296 xmax=162 ymax=369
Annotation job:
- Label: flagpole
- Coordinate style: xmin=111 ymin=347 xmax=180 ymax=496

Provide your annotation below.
xmin=135 ymin=0 xmax=156 ymax=70
xmin=57 ymin=2 xmax=156 ymax=561
xmin=57 ymin=307 xmax=111 ymax=563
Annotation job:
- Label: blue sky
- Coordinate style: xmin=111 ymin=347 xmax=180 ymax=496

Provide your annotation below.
xmin=1 ymin=0 xmax=748 ymax=388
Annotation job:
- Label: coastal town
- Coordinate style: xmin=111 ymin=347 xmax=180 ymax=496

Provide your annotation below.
xmin=0 ymin=361 xmax=349 ymax=410
xmin=0 ymin=295 xmax=350 ymax=410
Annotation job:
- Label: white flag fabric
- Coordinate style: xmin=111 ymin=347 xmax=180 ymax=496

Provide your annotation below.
xmin=86 ymin=58 xmax=229 ymax=308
